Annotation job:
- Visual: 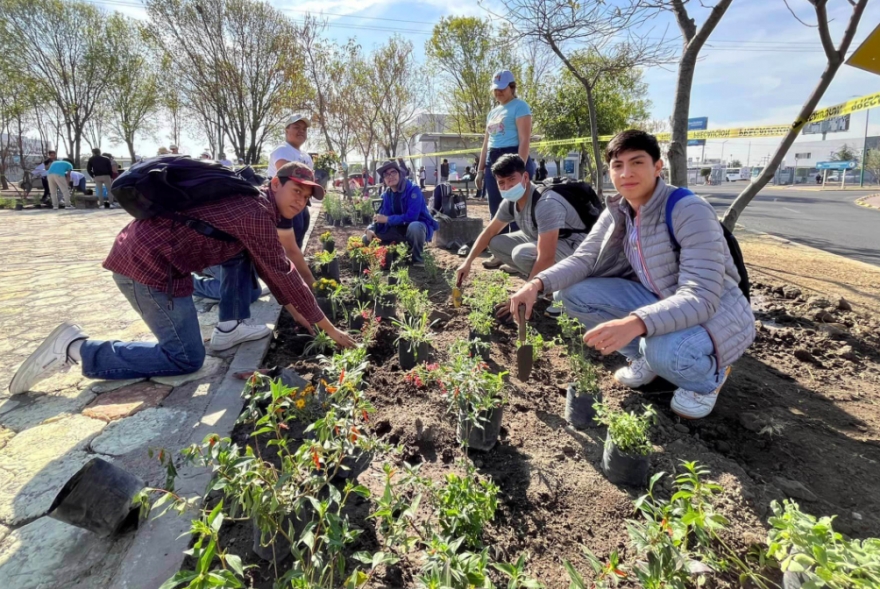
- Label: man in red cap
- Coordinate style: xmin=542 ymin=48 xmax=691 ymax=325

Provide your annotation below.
xmin=9 ymin=162 xmax=354 ymax=394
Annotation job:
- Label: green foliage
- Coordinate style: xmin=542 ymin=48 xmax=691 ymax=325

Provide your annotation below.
xmin=319 ymin=231 xmax=334 ymax=244
xmin=565 ymin=546 xmax=627 ymax=589
xmin=397 ymin=283 xmax=431 ymax=319
xmin=423 ymin=249 xmax=440 ymax=280
xmin=515 ymin=324 xmax=557 ymax=361
xmin=767 ymin=500 xmax=880 ymax=588
xmin=831 ymin=143 xmax=859 ymax=163
xmin=304 ymin=328 xmax=337 ymax=356
xmin=314 ymin=151 xmax=339 ymax=174
xmin=417 ymin=535 xmax=493 ymax=589
xmin=568 ymin=353 xmax=599 ymax=396
xmin=425 ymin=16 xmax=517 ymax=134
xmin=315 ymin=249 xmax=337 ymax=265
xmin=392 ymin=313 xmax=434 ymax=347
xmin=431 ymin=463 xmax=498 ymax=549
xmin=864 ymin=149 xmax=880 ymax=182
xmin=464 ymin=272 xmax=510 ymax=335
xmin=492 ymin=552 xmax=545 ymax=589
xmin=531 ymin=50 xmax=651 ymax=165
xmin=593 ymin=402 xmax=655 ymax=456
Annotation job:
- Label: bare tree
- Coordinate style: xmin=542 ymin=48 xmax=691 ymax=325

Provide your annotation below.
xmin=722 ymin=0 xmax=869 ymax=231
xmin=657 ymin=0 xmax=734 ymax=187
xmin=492 ymin=0 xmax=673 ymax=194
xmin=146 ymin=0 xmax=311 ymax=164
xmin=105 ymin=15 xmax=161 ymax=161
xmin=0 ymin=0 xmax=116 ymax=167
xmin=375 ymin=36 xmax=421 ymax=158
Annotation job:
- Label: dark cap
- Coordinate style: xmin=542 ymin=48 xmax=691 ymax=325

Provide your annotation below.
xmin=277 ymin=161 xmax=325 ymax=200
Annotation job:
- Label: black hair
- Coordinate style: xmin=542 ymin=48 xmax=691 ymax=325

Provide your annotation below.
xmin=605 ymin=129 xmax=662 ymax=163
xmin=92 ymin=148 xmax=101 ymax=155
xmin=442 ymin=158 xmax=448 ymax=163
xmin=491 ymin=153 xmax=526 ymax=178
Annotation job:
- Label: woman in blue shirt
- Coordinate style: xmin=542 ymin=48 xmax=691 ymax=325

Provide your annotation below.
xmin=476 ymin=70 xmax=536 ymax=266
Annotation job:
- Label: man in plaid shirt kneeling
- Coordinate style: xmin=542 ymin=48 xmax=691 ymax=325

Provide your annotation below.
xmin=8 ymin=162 xmax=355 ymax=395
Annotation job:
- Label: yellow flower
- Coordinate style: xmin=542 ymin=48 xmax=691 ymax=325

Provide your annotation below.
xmin=296 ymin=399 xmax=306 ymax=409
xmin=302 ymin=385 xmax=315 ymax=396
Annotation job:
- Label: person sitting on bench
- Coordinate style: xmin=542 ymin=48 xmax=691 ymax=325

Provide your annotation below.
xmin=9 ymin=162 xmax=355 ymax=394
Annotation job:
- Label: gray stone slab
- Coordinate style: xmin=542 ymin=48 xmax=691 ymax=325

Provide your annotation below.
xmin=0 ymin=523 xmax=8 ymax=543
xmin=0 ymin=414 xmax=105 ymax=525
xmin=150 ymin=356 xmax=225 ymax=387
xmin=91 ymin=408 xmax=188 ymax=457
xmin=90 ymin=378 xmax=146 ymax=394
xmin=0 ymin=516 xmax=128 ymax=589
xmin=0 ymin=387 xmax=96 ymax=432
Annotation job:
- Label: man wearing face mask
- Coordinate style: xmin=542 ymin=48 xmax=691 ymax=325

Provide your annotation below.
xmin=456 ymin=154 xmax=588 ymax=289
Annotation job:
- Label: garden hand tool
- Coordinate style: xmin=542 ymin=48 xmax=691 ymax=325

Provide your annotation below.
xmin=516 ymin=304 xmax=534 ymax=381
xmin=452 ymin=275 xmax=463 ymax=308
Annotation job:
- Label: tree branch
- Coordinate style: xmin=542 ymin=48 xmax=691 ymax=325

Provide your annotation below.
xmin=813 ymin=1 xmax=838 ymax=60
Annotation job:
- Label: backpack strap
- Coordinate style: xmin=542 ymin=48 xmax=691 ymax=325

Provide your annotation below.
xmin=664 ymin=187 xmax=696 ymax=250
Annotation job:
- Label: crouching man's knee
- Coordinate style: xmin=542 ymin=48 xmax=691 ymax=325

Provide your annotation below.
xmin=406 ymin=222 xmax=427 ymax=238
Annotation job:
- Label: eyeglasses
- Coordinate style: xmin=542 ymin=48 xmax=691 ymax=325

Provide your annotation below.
xmin=383 ymin=170 xmax=399 ymax=179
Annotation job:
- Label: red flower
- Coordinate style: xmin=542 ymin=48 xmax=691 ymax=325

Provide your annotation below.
xmin=363 ymin=268 xmax=371 ymax=276
xmin=312 ymin=448 xmax=321 ymax=470
xmin=361 ymin=409 xmax=369 ymax=422
xmin=349 ymin=427 xmax=359 ymax=443
xmin=279 ymin=422 xmax=289 ymax=430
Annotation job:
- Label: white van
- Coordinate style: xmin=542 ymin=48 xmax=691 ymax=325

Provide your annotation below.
xmin=726 ymin=168 xmax=743 ymax=182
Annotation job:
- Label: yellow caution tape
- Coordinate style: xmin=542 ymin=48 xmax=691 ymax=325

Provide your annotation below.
xmin=415 ymin=90 xmax=880 ymax=159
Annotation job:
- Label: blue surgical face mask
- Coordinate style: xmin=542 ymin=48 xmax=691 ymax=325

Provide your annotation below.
xmin=500 ymin=179 xmax=526 ymax=202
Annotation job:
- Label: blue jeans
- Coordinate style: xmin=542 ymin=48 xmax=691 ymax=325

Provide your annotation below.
xmin=484 ymin=146 xmax=537 ymax=233
xmin=291 ymin=207 xmax=310 ymax=249
xmin=558 ymin=277 xmax=724 ymax=394
xmin=369 ymin=222 xmax=427 ymax=263
xmin=79 ymin=274 xmax=206 ymax=379
xmin=192 ymin=252 xmax=262 ymax=322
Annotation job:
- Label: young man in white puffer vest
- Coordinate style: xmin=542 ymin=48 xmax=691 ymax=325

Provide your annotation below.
xmin=508 ymin=130 xmax=755 ymax=419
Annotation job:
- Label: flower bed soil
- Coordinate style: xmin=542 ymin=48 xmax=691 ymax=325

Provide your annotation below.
xmin=218 ymin=203 xmax=880 ymax=588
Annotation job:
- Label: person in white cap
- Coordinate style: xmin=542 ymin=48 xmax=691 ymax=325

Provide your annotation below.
xmin=476 ymin=69 xmax=536 ymax=269
xmin=267 ymin=114 xmax=313 ymax=176
xmin=268 ymin=114 xmax=314 ymax=250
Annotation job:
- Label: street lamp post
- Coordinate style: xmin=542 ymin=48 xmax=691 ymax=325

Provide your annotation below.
xmin=720 ymin=140 xmax=728 ymax=164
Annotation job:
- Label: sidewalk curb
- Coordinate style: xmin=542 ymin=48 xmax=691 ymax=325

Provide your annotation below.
xmin=109 ymin=203 xmax=322 ymax=589
xmin=855 ymin=194 xmax=880 ymax=210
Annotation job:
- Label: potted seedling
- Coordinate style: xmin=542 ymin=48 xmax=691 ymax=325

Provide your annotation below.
xmin=594 ymin=402 xmax=656 ymax=487
xmin=304 ymin=328 xmax=337 ymax=357
xmin=348 ymin=301 xmax=372 ymax=330
xmin=357 ymin=198 xmax=373 ymax=225
xmin=416 ymin=340 xmax=507 ymax=451
xmin=315 ymin=249 xmax=340 ymax=281
xmin=397 ymin=281 xmax=430 ymax=321
xmin=312 ymin=278 xmax=341 ymax=320
xmin=766 ymin=499 xmax=880 ymax=589
xmin=392 ymin=312 xmax=433 ymax=370
xmin=347 ymin=236 xmax=373 ymax=274
xmin=319 ymin=230 xmax=335 ymax=253
xmin=564 ymin=353 xmax=601 ymax=430
xmin=467 ymin=310 xmax=493 ymax=362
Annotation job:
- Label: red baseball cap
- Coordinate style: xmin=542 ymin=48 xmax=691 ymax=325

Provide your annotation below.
xmin=278 ymin=161 xmax=325 ymax=200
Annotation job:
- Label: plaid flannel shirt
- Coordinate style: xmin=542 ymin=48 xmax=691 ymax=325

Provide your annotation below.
xmin=103 ymin=189 xmax=323 ymax=324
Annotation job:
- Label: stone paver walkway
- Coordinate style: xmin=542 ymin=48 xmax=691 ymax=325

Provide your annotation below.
xmin=0 ymin=207 xmax=284 ymax=588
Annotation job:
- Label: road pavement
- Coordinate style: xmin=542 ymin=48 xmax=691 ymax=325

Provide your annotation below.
xmin=690 ymin=183 xmax=880 ymax=267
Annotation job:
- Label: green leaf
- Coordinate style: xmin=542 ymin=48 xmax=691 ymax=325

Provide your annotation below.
xmin=352 ymin=551 xmax=373 ymax=564
xmin=158 ymin=571 xmax=199 ymax=589
xmin=225 ymin=554 xmax=244 ymax=577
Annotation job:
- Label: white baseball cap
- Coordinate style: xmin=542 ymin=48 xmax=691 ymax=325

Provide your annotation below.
xmin=285 ymin=114 xmax=310 ymax=128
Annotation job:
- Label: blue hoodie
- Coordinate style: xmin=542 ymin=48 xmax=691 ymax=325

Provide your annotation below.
xmin=375 ymin=179 xmax=439 ymax=241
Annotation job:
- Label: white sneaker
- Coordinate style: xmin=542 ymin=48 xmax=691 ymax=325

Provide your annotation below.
xmin=210 ymin=322 xmax=271 ymax=351
xmin=8 ymin=322 xmax=88 ymax=395
xmin=614 ymin=357 xmax=658 ymax=388
xmin=671 ymin=367 xmax=732 ymax=420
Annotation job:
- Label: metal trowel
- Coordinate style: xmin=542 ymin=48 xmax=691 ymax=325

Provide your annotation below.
xmin=516 ymin=304 xmax=533 ymax=381
xmin=452 ymin=275 xmax=463 ymax=308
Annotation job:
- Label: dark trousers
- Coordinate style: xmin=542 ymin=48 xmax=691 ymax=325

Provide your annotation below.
xmin=41 ymin=177 xmax=50 ymax=201
xmin=191 ymin=252 xmax=262 ymax=322
xmin=291 ymin=206 xmax=310 ymax=249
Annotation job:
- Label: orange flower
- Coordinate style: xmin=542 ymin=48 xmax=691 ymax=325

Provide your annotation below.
xmin=312 ymin=448 xmax=321 ymax=470
xmin=279 ymin=422 xmax=289 ymax=430
xmin=349 ymin=427 xmax=359 ymax=443
xmin=361 ymin=409 xmax=369 ymax=422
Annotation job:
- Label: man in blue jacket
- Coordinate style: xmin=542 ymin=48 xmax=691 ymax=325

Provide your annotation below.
xmin=365 ymin=160 xmax=438 ymax=267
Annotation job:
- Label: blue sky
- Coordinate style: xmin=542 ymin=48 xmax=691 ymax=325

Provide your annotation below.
xmin=104 ymin=0 xmax=880 ymax=163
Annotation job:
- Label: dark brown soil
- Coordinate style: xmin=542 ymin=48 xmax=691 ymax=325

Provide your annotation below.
xmin=222 ymin=202 xmax=880 ymax=588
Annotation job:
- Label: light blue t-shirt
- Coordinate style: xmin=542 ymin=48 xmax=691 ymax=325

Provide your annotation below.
xmin=47 ymin=160 xmax=73 ymax=175
xmin=486 ymin=98 xmax=531 ymax=149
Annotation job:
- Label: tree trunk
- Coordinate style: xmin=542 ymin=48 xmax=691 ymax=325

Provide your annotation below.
xmin=126 ymin=139 xmax=136 ymax=163
xmin=668 ymin=48 xmax=698 ymax=188
xmin=721 ymin=0 xmax=868 ymax=232
xmin=583 ymin=82 xmax=603 ymax=196
xmin=721 ymin=62 xmax=839 ymax=232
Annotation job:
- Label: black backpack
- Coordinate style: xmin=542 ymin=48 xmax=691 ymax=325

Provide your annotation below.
xmin=665 ymin=187 xmax=750 ymax=301
xmin=111 ymin=155 xmax=262 ymax=242
xmin=508 ymin=176 xmax=604 ymax=239
xmin=435 ymin=183 xmax=467 ymax=218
